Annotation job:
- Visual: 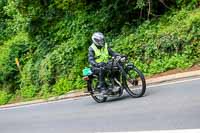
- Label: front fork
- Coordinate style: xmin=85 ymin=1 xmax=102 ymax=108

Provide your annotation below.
xmin=119 ymin=63 xmax=136 ymax=87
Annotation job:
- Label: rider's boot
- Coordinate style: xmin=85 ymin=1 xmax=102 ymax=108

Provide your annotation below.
xmin=97 ymin=67 xmax=108 ymax=95
xmin=97 ymin=82 xmax=108 ymax=95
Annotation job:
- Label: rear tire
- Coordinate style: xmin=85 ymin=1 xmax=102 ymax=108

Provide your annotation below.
xmin=124 ymin=67 xmax=146 ymax=98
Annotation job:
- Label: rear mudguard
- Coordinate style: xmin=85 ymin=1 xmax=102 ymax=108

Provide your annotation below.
xmin=87 ymin=81 xmax=91 ymax=92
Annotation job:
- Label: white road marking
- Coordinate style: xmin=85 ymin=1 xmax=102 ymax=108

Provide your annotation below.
xmin=100 ymin=129 xmax=200 ymax=133
xmin=147 ymin=77 xmax=200 ymax=88
xmin=0 ymin=77 xmax=200 ymax=111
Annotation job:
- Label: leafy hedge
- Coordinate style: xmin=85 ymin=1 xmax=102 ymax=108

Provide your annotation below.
xmin=113 ymin=9 xmax=200 ymax=75
xmin=0 ymin=0 xmax=199 ymax=104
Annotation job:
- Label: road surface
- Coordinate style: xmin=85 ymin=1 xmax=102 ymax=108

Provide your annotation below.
xmin=0 ymin=77 xmax=200 ymax=133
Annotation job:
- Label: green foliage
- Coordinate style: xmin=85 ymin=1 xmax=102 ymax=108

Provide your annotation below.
xmin=20 ymin=85 xmax=37 ymax=100
xmin=113 ymin=8 xmax=200 ymax=75
xmin=0 ymin=32 xmax=30 ymax=92
xmin=52 ymin=77 xmax=73 ymax=95
xmin=0 ymin=0 xmax=200 ymax=105
xmin=39 ymin=84 xmax=52 ymax=99
xmin=176 ymin=0 xmax=199 ymax=9
xmin=0 ymin=91 xmax=11 ymax=105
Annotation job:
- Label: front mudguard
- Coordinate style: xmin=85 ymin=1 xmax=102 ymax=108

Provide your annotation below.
xmin=125 ymin=62 xmax=135 ymax=71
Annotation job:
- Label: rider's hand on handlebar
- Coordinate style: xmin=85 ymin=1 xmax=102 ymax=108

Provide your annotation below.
xmin=114 ymin=55 xmax=127 ymax=62
xmin=115 ymin=55 xmax=121 ymax=61
xmin=120 ymin=57 xmax=126 ymax=62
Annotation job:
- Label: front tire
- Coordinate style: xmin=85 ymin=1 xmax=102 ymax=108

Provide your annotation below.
xmin=124 ymin=67 xmax=146 ymax=98
xmin=91 ymin=94 xmax=107 ymax=103
xmin=88 ymin=77 xmax=107 ymax=103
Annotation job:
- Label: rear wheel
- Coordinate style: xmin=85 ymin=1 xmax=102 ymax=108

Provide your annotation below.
xmin=89 ymin=77 xmax=107 ymax=103
xmin=124 ymin=67 xmax=146 ymax=98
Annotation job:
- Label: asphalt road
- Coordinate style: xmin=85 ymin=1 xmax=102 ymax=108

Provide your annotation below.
xmin=0 ymin=77 xmax=200 ymax=133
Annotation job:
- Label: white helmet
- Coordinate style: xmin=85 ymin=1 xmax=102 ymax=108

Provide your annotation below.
xmin=92 ymin=32 xmax=105 ymax=47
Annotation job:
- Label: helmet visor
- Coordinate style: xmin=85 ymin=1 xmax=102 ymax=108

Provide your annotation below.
xmin=94 ymin=38 xmax=105 ymax=46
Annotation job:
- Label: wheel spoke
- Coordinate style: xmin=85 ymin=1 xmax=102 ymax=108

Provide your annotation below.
xmin=125 ymin=67 xmax=146 ymax=97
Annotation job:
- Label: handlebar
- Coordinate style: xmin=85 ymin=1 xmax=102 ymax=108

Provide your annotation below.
xmin=94 ymin=55 xmax=128 ymax=71
xmin=111 ymin=55 xmax=128 ymax=63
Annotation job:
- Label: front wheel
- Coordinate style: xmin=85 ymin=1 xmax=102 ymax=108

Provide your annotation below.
xmin=124 ymin=66 xmax=146 ymax=98
xmin=88 ymin=77 xmax=107 ymax=103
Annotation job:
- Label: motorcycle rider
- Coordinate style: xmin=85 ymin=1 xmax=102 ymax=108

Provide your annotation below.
xmin=88 ymin=32 xmax=120 ymax=94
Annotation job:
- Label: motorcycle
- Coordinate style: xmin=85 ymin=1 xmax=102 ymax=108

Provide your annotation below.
xmin=83 ymin=56 xmax=146 ymax=103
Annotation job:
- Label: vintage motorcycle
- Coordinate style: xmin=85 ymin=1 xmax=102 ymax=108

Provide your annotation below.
xmin=83 ymin=56 xmax=146 ymax=103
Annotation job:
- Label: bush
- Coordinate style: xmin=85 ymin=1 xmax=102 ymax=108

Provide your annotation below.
xmin=39 ymin=84 xmax=52 ymax=99
xmin=113 ymin=8 xmax=200 ymax=75
xmin=0 ymin=91 xmax=11 ymax=105
xmin=52 ymin=77 xmax=73 ymax=95
xmin=20 ymin=85 xmax=37 ymax=100
xmin=0 ymin=0 xmax=200 ymax=104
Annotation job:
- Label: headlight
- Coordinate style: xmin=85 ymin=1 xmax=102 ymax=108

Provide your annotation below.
xmin=120 ymin=57 xmax=126 ymax=62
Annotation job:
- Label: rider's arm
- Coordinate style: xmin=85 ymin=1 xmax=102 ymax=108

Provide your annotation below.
xmin=88 ymin=47 xmax=98 ymax=67
xmin=108 ymin=47 xmax=120 ymax=57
